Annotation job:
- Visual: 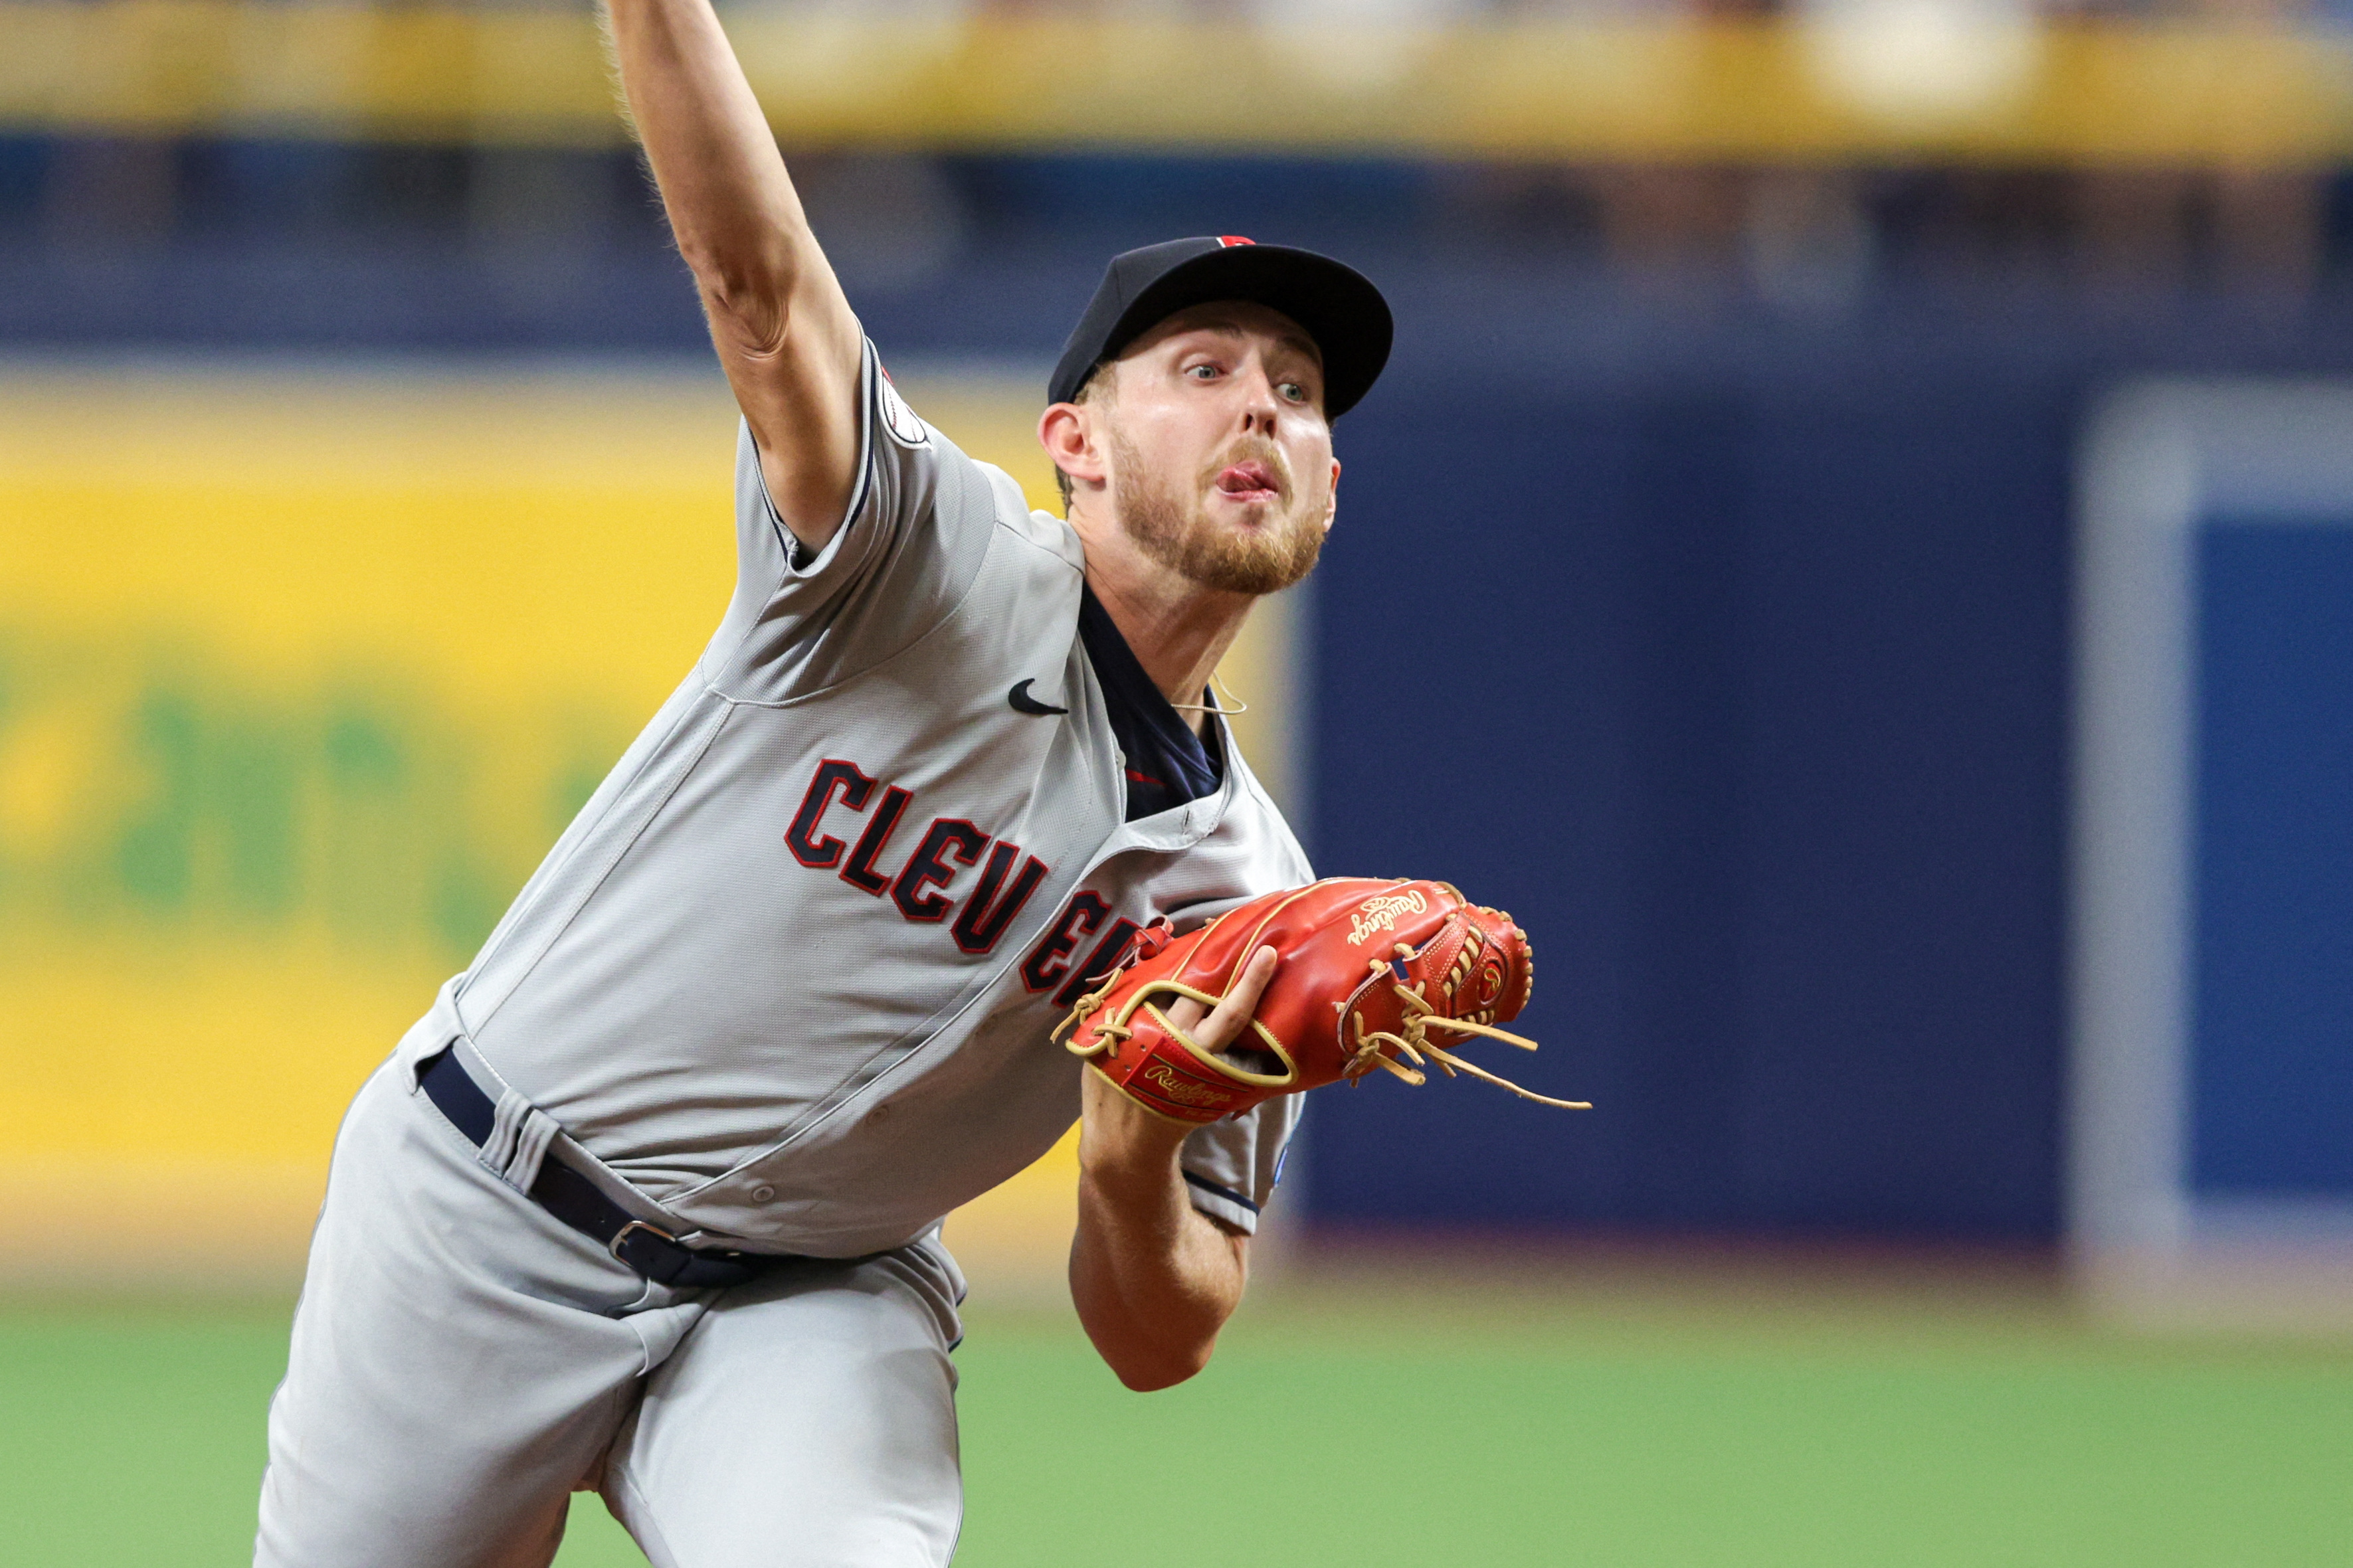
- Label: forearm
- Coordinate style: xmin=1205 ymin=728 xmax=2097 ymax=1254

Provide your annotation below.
xmin=1069 ymin=1085 xmax=1248 ymax=1391
xmin=604 ymin=0 xmax=819 ymax=333
xmin=603 ymin=0 xmax=862 ymax=537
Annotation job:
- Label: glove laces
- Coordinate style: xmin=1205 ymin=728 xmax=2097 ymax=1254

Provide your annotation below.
xmin=1345 ymin=946 xmax=1591 ymax=1110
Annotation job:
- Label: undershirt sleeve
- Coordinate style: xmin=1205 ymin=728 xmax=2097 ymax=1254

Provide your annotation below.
xmin=1177 ymin=1091 xmax=1302 ymax=1237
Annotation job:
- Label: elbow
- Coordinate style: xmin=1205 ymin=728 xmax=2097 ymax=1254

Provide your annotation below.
xmin=1107 ymin=1338 xmax=1216 ymax=1393
xmin=680 ymin=238 xmax=795 ymax=349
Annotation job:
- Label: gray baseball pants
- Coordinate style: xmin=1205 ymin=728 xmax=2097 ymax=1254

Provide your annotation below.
xmin=255 ymin=1059 xmax=967 ymax=1567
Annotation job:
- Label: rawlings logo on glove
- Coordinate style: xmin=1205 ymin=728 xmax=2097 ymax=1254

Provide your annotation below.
xmin=1053 ymin=877 xmax=1589 ymax=1126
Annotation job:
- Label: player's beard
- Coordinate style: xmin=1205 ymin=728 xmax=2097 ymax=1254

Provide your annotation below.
xmin=1110 ymin=428 xmax=1325 ymax=595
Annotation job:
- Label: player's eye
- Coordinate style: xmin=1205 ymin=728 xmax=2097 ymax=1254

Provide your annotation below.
xmin=1278 ymin=381 xmax=1308 ymax=403
xmin=1186 ymin=363 xmax=1220 ymax=381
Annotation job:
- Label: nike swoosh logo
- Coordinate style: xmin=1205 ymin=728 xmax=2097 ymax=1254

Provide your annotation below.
xmin=1008 ymin=679 xmax=1069 ymax=716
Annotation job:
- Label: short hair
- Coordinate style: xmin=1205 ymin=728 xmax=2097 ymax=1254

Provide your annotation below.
xmin=1054 ymin=361 xmax=1114 ymax=515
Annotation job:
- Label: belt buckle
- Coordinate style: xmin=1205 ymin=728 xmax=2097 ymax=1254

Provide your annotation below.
xmin=609 ymin=1219 xmax=677 ymax=1263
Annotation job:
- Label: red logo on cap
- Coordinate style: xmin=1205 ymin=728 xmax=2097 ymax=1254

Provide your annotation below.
xmin=1217 ymin=236 xmax=1256 ymax=248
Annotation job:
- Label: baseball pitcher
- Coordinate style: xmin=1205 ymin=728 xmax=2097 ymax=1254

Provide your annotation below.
xmin=254 ymin=4 xmax=1413 ymax=1563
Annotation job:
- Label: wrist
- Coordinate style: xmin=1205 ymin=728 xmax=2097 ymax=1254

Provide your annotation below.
xmin=1077 ymin=1073 xmax=1193 ymax=1192
xmin=1078 ymin=1118 xmax=1186 ymax=1193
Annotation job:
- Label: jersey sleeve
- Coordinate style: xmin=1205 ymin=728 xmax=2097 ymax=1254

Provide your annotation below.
xmin=700 ymin=338 xmax=1001 ymax=701
xmin=1177 ymin=1092 xmax=1301 ymax=1237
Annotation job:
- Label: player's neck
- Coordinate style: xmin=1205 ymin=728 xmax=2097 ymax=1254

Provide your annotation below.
xmin=1081 ymin=551 xmax=1254 ymax=736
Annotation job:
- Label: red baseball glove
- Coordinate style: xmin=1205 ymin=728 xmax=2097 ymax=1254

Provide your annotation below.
xmin=1054 ymin=877 xmax=1588 ymax=1126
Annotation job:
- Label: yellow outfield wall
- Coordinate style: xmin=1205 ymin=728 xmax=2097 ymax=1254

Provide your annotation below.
xmin=0 ymin=361 xmax=1299 ymax=1287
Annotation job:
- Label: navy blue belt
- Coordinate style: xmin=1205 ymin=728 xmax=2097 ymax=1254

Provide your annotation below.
xmin=417 ymin=1047 xmax=781 ymax=1290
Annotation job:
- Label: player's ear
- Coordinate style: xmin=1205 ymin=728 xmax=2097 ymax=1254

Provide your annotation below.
xmin=1038 ymin=402 xmax=1107 ymax=488
xmin=1321 ymin=458 xmax=1341 ymax=533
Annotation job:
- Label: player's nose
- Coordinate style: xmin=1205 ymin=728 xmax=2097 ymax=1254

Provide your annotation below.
xmin=1234 ymin=363 xmax=1283 ymax=433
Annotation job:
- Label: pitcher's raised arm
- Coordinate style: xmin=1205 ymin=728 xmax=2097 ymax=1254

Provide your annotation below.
xmin=606 ymin=0 xmax=864 ymax=551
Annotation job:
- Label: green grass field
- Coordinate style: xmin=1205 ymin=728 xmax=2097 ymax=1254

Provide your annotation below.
xmin=4 ymin=1259 xmax=2348 ymax=1566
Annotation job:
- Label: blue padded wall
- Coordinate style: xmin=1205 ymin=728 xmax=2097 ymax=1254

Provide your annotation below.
xmin=1301 ymin=348 xmax=2073 ymax=1240
xmin=2192 ymin=523 xmax=2353 ymax=1199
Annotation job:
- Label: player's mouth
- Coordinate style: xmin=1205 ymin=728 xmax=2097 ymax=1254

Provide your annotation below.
xmin=1213 ymin=461 xmax=1281 ymax=505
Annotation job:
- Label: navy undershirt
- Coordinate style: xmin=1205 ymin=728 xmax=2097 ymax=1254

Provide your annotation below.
xmin=1078 ymin=584 xmax=1226 ymax=821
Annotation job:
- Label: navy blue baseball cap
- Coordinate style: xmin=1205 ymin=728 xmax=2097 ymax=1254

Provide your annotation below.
xmin=1048 ymin=236 xmax=1392 ymax=419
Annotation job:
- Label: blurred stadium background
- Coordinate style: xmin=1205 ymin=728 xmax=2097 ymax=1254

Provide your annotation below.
xmin=4 ymin=0 xmax=2352 ymax=1562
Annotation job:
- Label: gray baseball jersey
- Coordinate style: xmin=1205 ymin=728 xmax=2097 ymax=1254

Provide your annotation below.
xmin=389 ymin=339 xmax=1309 ymax=1258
